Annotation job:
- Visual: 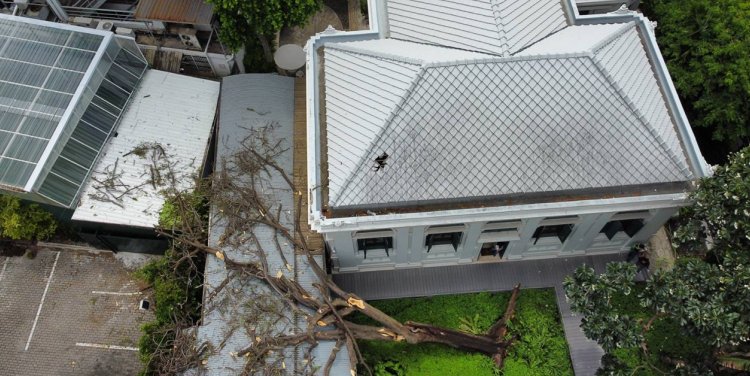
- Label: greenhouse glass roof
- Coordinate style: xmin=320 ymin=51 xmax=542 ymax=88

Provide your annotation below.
xmin=0 ymin=14 xmax=147 ymax=208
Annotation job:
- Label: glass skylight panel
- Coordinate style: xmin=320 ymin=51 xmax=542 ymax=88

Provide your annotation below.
xmin=0 ymin=16 xmax=103 ymax=190
xmin=37 ymin=35 xmax=148 ymax=207
xmin=0 ymin=15 xmax=148 ymax=207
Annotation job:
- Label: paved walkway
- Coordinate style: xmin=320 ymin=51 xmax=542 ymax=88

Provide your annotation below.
xmin=333 ymin=252 xmax=625 ymax=376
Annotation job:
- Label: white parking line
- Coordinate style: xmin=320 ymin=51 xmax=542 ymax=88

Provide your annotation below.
xmin=91 ymin=291 xmax=141 ymax=296
xmin=25 ymin=251 xmax=60 ymax=351
xmin=0 ymin=257 xmax=8 ymax=282
xmin=75 ymin=342 xmax=138 ymax=351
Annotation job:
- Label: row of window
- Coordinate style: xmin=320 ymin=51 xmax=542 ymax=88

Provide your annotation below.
xmin=354 ymin=211 xmax=649 ymax=258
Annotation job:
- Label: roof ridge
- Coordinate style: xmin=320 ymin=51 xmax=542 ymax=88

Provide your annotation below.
xmin=326 ymin=43 xmax=425 ymax=66
xmin=331 ymin=65 xmax=427 ymax=205
xmin=489 ymin=0 xmax=509 ymax=55
xmin=421 ymin=51 xmax=590 ymax=68
xmin=589 ymin=52 xmax=692 ymax=179
xmin=590 ymin=21 xmax=636 ymax=52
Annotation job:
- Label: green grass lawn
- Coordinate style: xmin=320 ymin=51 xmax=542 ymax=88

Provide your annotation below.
xmin=349 ymin=289 xmax=573 ymax=376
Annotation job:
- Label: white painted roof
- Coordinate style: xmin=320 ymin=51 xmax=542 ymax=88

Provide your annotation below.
xmin=384 ymin=0 xmax=568 ymax=55
xmin=516 ymin=23 xmax=630 ymax=55
xmin=329 ymin=38 xmax=497 ymax=63
xmin=72 ymin=70 xmax=219 ymax=227
xmin=324 ymin=21 xmax=694 ymax=208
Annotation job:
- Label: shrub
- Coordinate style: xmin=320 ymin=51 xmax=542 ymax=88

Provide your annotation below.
xmin=134 ymin=250 xmax=203 ymax=375
xmin=0 ymin=194 xmax=57 ymax=240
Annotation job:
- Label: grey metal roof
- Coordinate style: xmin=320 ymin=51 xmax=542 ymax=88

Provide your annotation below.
xmin=198 ymin=74 xmax=349 ymax=375
xmin=323 ymin=22 xmax=694 ymax=208
xmin=383 ymin=0 xmax=568 ymax=56
xmin=0 ymin=15 xmax=147 ymax=207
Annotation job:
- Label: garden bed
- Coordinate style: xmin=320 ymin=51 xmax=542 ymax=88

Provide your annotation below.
xmin=350 ymin=289 xmax=572 ymax=376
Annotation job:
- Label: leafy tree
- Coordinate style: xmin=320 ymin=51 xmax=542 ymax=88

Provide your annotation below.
xmin=0 ymin=194 xmax=57 ymax=241
xmin=564 ymin=146 xmax=750 ymax=374
xmin=642 ymin=0 xmax=750 ymax=151
xmin=673 ymin=147 xmax=750 ymax=258
xmin=206 ymin=0 xmax=320 ymax=52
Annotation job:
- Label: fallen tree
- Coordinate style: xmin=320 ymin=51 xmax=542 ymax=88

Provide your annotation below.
xmin=145 ymin=125 xmax=524 ymax=375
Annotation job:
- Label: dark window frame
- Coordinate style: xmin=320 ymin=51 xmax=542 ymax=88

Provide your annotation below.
xmin=532 ymin=224 xmax=574 ymax=245
xmin=425 ymin=232 xmax=462 ymax=252
xmin=356 ymin=237 xmax=392 ymax=259
xmin=600 ymin=218 xmax=645 ymax=240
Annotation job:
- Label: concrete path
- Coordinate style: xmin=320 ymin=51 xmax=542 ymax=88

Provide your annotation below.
xmin=333 ymin=252 xmax=625 ymax=375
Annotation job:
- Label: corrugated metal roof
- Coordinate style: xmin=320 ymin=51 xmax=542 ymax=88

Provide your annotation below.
xmin=384 ymin=0 xmax=568 ymax=56
xmin=197 ymin=74 xmax=350 ymax=375
xmin=324 ymin=22 xmax=693 ymax=208
xmin=71 ymin=70 xmax=220 ymax=227
xmin=134 ymin=0 xmax=214 ymax=25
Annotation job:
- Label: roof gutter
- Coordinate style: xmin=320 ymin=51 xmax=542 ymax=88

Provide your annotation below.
xmin=315 ymin=193 xmax=689 ymax=233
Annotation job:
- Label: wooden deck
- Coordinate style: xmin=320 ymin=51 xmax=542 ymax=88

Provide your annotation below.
xmin=293 ymin=78 xmax=325 ymax=254
xmin=333 ymin=253 xmax=624 ymax=375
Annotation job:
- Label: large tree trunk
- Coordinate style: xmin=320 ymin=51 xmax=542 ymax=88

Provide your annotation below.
xmin=258 ymin=34 xmax=273 ymax=63
xmin=342 ymin=284 xmax=522 ymax=368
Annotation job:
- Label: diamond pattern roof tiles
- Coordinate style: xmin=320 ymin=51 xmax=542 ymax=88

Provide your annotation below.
xmin=323 ymin=18 xmax=694 ymax=208
xmin=592 ymin=24 xmax=688 ymax=174
xmin=324 ymin=46 xmax=421 ymax=197
xmin=384 ymin=0 xmax=567 ymax=56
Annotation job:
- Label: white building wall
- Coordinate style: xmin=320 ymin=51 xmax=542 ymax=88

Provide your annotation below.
xmin=326 ymin=206 xmax=678 ymax=273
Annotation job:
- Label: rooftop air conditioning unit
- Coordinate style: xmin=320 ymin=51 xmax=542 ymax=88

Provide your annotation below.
xmin=177 ymin=28 xmax=201 ymax=50
xmin=70 ymin=16 xmax=93 ymax=26
xmin=96 ymin=21 xmax=114 ymax=31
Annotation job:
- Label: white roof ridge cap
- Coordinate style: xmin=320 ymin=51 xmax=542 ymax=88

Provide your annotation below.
xmin=327 ymin=43 xmax=423 ymax=66
xmin=590 ymin=21 xmax=637 ymax=52
xmin=489 ymin=0 xmax=509 ymax=55
xmin=332 ymin=66 xmax=428 ymax=204
xmin=422 ymin=52 xmax=590 ymax=68
xmin=590 ymin=55 xmax=692 ymax=178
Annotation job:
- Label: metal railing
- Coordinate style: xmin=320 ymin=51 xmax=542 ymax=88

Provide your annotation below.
xmin=61 ymin=6 xmax=134 ymax=21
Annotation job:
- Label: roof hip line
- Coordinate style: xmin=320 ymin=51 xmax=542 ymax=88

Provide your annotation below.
xmin=589 ymin=49 xmax=692 ymax=179
xmin=331 ymin=64 xmax=427 ymax=205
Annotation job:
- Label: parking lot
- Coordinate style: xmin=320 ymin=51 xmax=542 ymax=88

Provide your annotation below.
xmin=0 ymin=248 xmax=155 ymax=375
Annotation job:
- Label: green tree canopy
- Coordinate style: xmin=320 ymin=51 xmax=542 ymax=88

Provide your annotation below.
xmin=643 ymin=0 xmax=750 ymax=150
xmin=206 ymin=0 xmax=320 ymax=52
xmin=673 ymin=147 xmax=750 ymax=258
xmin=564 ymin=146 xmax=750 ymax=374
xmin=0 ymin=195 xmax=57 ymax=241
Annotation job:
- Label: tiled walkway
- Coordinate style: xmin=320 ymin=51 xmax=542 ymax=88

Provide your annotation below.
xmin=333 ymin=252 xmax=626 ymax=376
